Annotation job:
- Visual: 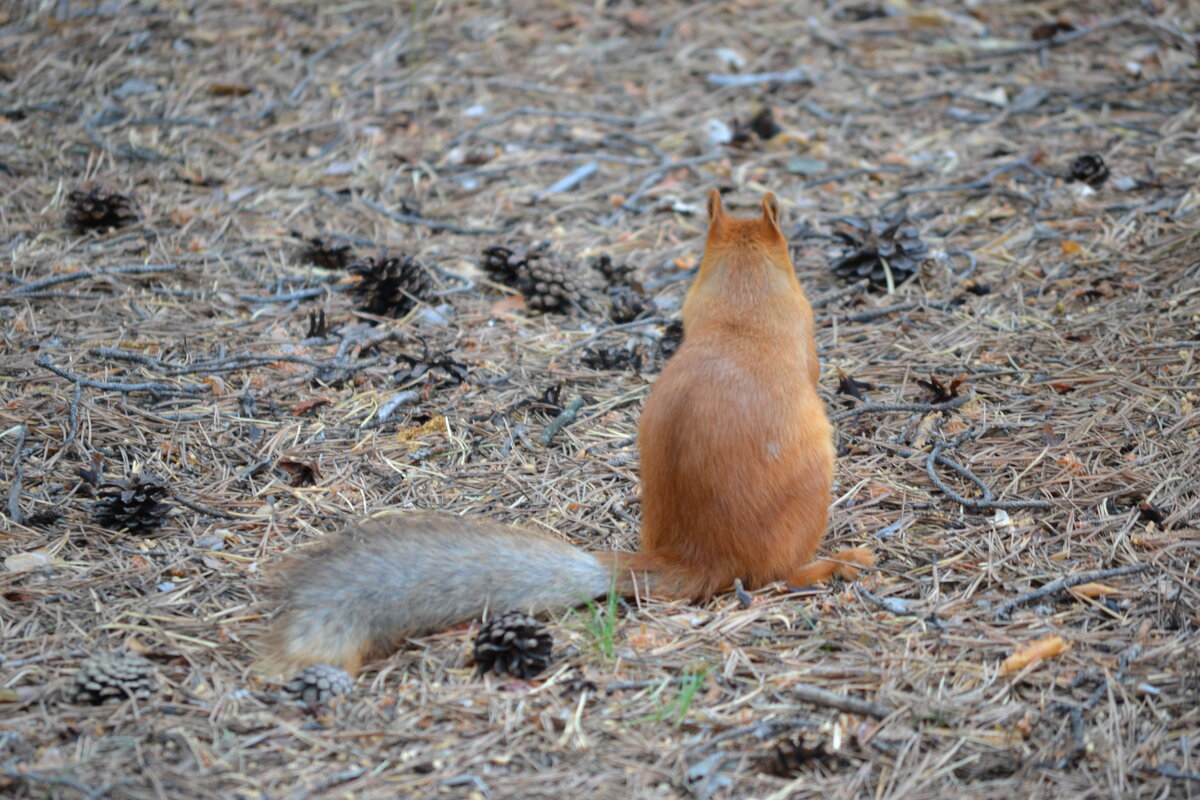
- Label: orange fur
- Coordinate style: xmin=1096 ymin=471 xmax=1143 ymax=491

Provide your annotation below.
xmin=636 ymin=190 xmax=870 ymax=596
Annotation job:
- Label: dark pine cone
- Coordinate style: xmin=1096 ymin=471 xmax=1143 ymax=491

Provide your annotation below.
xmin=1069 ymin=154 xmax=1109 ymax=188
xmin=350 ymin=253 xmax=436 ymax=317
xmin=92 ymin=473 xmax=173 ymax=535
xmin=66 ymin=187 xmax=139 ymax=233
xmin=591 ymin=254 xmax=636 ymax=287
xmin=582 ymin=344 xmax=643 ymax=372
xmin=608 ymin=286 xmax=656 ymax=324
xmin=830 ymin=215 xmax=928 ymax=290
xmin=65 ymin=652 xmax=158 ymax=705
xmin=474 ymin=611 xmax=554 ymax=679
xmin=481 ymin=244 xmax=583 ymax=313
xmin=302 ymin=236 xmax=353 ymax=270
xmin=659 ymin=320 xmax=684 ymax=360
xmin=285 ymin=663 xmax=354 ymax=706
xmin=481 ymin=244 xmax=541 ymax=288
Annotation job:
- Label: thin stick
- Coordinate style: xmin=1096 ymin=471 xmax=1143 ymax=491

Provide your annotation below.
xmin=829 ymin=395 xmax=970 ymax=422
xmin=540 ymin=397 xmax=586 ymax=446
xmin=790 ymin=683 xmax=891 ymax=719
xmin=5 ymin=264 xmax=180 ymax=296
xmin=810 ymin=279 xmax=869 ymax=309
xmin=173 ymin=494 xmax=247 ymax=520
xmin=926 ymin=442 xmax=1052 ymax=511
xmin=36 ymin=355 xmax=204 ymax=396
xmin=992 ymin=563 xmax=1152 ymax=619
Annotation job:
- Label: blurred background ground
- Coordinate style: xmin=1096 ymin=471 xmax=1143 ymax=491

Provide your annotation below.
xmin=1 ymin=1 xmax=1198 ymax=798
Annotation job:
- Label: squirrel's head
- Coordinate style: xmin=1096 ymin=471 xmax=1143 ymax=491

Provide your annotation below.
xmin=685 ymin=190 xmax=800 ymax=315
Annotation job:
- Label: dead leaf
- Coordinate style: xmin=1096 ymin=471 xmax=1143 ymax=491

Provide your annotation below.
xmin=278 ymin=459 xmax=319 ymax=487
xmin=1061 ymin=240 xmax=1083 ymax=256
xmin=1000 ymin=635 xmax=1067 ymax=675
xmin=292 ymin=397 xmax=330 ymax=416
xmin=1069 ymin=582 xmax=1118 ymax=599
xmin=490 ymin=294 xmax=526 ymax=315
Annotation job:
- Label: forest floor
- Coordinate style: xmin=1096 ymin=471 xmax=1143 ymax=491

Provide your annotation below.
xmin=2 ymin=1 xmax=1199 ymax=798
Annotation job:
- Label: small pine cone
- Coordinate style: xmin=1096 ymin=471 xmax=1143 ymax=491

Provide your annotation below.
xmin=480 ymin=244 xmax=541 ymax=288
xmin=285 ymin=663 xmax=353 ymax=706
xmin=591 ymin=254 xmax=636 ymax=287
xmin=303 ymin=236 xmax=353 ymax=270
xmin=581 ymin=344 xmax=643 ymax=372
xmin=92 ymin=473 xmax=173 ymax=535
xmin=608 ymin=286 xmax=655 ymax=324
xmin=518 ymin=260 xmax=581 ymax=313
xmin=1069 ymin=154 xmax=1109 ymax=188
xmin=350 ymin=253 xmax=436 ymax=317
xmin=830 ymin=215 xmax=928 ymax=290
xmin=659 ymin=320 xmax=684 ymax=360
xmin=474 ymin=611 xmax=553 ymax=679
xmin=66 ymin=187 xmax=139 ymax=233
xmin=65 ymin=652 xmax=158 ymax=705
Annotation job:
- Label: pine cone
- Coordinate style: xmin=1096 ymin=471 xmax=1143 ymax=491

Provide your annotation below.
xmin=480 ymin=244 xmax=583 ymax=313
xmin=481 ymin=244 xmax=540 ymax=288
xmin=350 ymin=253 xmax=436 ymax=317
xmin=284 ymin=663 xmax=353 ymax=706
xmin=1069 ymin=154 xmax=1109 ymax=188
xmin=474 ymin=612 xmax=553 ymax=679
xmin=92 ymin=473 xmax=173 ymax=535
xmin=302 ymin=236 xmax=353 ymax=270
xmin=65 ymin=652 xmax=158 ymax=705
xmin=66 ymin=187 xmax=139 ymax=233
xmin=608 ymin=286 xmax=655 ymax=324
xmin=591 ymin=254 xmax=636 ymax=287
xmin=830 ymin=216 xmax=928 ymax=290
xmin=659 ymin=320 xmax=684 ymax=360
xmin=582 ymin=344 xmax=643 ymax=372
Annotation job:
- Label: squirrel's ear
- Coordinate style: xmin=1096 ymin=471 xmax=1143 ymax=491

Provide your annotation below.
xmin=707 ymin=189 xmax=725 ymax=222
xmin=761 ymin=193 xmax=781 ymax=228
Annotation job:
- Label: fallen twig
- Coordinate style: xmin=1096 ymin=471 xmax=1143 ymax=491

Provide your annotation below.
xmin=36 ymin=355 xmax=204 ymax=396
xmin=926 ymin=440 xmax=1052 ymax=511
xmin=540 ymin=396 xmax=586 ymax=446
xmin=790 ymin=683 xmax=891 ymax=719
xmin=810 ymin=279 xmax=869 ymax=309
xmin=4 ymin=264 xmax=179 ymax=296
xmin=992 ymin=563 xmax=1152 ymax=619
xmin=830 ymin=395 xmax=970 ymax=422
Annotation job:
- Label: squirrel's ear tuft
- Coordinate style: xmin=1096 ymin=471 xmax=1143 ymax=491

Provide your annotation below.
xmin=761 ymin=193 xmax=781 ymax=228
xmin=707 ymin=189 xmax=725 ymax=222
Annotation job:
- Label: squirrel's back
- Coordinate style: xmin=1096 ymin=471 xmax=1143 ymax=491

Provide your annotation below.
xmin=637 ymin=191 xmax=834 ymax=595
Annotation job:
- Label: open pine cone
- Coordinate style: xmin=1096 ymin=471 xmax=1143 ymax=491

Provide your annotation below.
xmin=285 ymin=663 xmax=353 ymax=706
xmin=349 ymin=254 xmax=436 ymax=317
xmin=830 ymin=216 xmax=928 ymax=290
xmin=480 ymin=244 xmax=583 ymax=313
xmin=92 ymin=473 xmax=173 ymax=535
xmin=66 ymin=187 xmax=139 ymax=233
xmin=65 ymin=652 xmax=158 ymax=705
xmin=474 ymin=612 xmax=554 ymax=679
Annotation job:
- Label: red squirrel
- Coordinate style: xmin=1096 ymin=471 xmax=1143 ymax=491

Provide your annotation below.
xmin=259 ymin=191 xmax=873 ymax=675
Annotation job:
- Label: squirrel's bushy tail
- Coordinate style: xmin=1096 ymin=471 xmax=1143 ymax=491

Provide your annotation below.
xmin=258 ymin=513 xmax=617 ymax=676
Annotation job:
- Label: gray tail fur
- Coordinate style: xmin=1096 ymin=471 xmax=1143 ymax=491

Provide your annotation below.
xmin=258 ymin=513 xmax=613 ymax=674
